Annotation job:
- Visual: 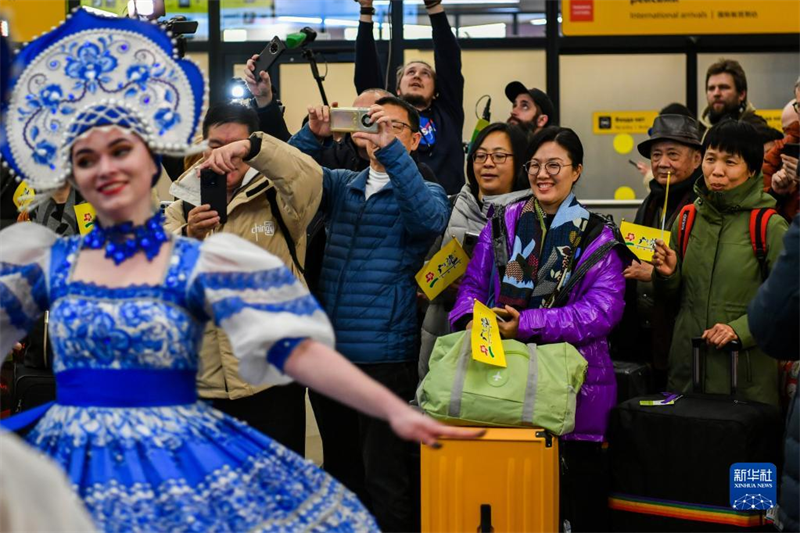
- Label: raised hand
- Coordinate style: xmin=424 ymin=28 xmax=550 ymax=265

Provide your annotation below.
xmin=351 ymin=105 xmax=397 ymax=149
xmin=198 ymin=139 xmax=251 ymax=175
xmin=244 ymin=54 xmax=273 ymax=108
xmin=652 ymin=239 xmax=677 ymax=277
xmin=307 ymin=105 xmax=332 ymax=140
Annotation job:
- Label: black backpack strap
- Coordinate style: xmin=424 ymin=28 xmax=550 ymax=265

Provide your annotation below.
xmin=549 ymin=213 xmax=634 ymax=308
xmin=265 ymin=186 xmax=305 ymax=276
xmin=491 ymin=205 xmax=509 ymax=279
xmin=550 ymin=240 xmax=617 ymax=308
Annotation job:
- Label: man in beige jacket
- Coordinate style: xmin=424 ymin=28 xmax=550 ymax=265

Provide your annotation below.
xmin=164 ymin=102 xmax=322 ymax=454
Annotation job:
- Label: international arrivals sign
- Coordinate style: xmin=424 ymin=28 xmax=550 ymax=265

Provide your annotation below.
xmin=563 ymin=0 xmax=800 ymax=36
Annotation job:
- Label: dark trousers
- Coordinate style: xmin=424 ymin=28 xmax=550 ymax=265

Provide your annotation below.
xmin=309 ymin=361 xmax=420 ymax=533
xmin=560 ymin=440 xmax=610 ymax=533
xmin=212 ymin=382 xmax=306 ymax=456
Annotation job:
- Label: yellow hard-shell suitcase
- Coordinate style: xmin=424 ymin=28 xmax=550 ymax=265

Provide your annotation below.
xmin=421 ymin=427 xmax=559 ymax=533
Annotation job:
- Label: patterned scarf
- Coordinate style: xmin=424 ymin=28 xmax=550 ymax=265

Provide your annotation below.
xmin=498 ymin=193 xmax=590 ymax=310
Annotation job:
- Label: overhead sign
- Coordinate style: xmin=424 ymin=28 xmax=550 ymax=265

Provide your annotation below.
xmin=563 ymin=0 xmax=800 ymax=36
xmin=756 ymin=110 xmax=782 ymax=131
xmin=593 ymin=111 xmax=659 ymax=135
xmin=0 ymin=0 xmax=67 ymax=41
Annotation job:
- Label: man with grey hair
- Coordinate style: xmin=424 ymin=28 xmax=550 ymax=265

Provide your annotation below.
xmin=616 ymin=115 xmax=703 ymax=384
xmin=354 ymin=0 xmax=465 ymax=194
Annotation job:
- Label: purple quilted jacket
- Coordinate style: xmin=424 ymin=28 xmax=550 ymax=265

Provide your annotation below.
xmin=449 ymin=200 xmax=626 ymax=442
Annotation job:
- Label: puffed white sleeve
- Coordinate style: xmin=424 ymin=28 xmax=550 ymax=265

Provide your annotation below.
xmin=187 ymin=233 xmax=336 ymax=386
xmin=0 ymin=223 xmax=55 ymax=358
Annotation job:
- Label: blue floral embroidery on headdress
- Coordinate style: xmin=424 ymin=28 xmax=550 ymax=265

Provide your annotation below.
xmin=65 ymin=40 xmax=119 ymax=93
xmin=0 ymin=8 xmax=206 ymax=191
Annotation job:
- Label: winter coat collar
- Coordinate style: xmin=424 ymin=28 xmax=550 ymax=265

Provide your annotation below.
xmin=699 ymin=100 xmax=758 ymax=131
xmin=695 ymin=172 xmax=775 ymax=215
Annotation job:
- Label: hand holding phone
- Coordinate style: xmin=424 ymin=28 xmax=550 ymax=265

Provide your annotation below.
xmin=254 ymin=36 xmax=286 ymax=76
xmin=200 ymin=169 xmax=228 ymax=226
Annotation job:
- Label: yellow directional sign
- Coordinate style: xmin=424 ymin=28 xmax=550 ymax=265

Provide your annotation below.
xmin=563 ymin=0 xmax=800 ymax=37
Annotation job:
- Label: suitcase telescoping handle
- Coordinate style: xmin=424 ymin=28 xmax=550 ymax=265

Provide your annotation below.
xmin=691 ymin=337 xmax=743 ymax=395
xmin=478 ymin=504 xmax=494 ymax=533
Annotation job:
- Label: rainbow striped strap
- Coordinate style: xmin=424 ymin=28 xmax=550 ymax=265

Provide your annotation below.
xmin=609 ymin=493 xmax=768 ymax=528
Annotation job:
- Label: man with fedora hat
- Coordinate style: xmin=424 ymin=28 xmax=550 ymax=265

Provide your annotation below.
xmin=505 ymin=81 xmax=556 ymax=133
xmin=615 ymin=114 xmax=703 ymax=383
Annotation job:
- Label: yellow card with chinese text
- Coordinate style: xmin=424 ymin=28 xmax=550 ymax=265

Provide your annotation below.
xmin=471 ymin=299 xmax=507 ymax=368
xmin=620 ymin=221 xmax=671 ymax=262
xmin=73 ymin=203 xmax=97 ymax=236
xmin=415 ymin=238 xmax=469 ymax=300
xmin=12 ymin=181 xmax=34 ymax=210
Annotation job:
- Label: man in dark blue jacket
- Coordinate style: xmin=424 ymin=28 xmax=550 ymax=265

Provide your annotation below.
xmin=290 ymin=96 xmax=449 ymax=532
xmin=749 ymin=214 xmax=799 ymax=533
xmin=355 ymin=0 xmax=464 ymax=195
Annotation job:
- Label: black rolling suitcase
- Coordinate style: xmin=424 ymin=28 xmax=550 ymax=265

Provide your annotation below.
xmin=608 ymin=338 xmax=783 ymax=532
xmin=613 ymin=360 xmax=652 ymax=405
xmin=11 ymin=311 xmax=55 ymax=414
xmin=12 ymin=364 xmax=55 ymax=413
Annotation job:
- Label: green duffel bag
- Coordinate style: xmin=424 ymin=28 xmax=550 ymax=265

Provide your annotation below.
xmin=416 ymin=330 xmax=588 ymax=435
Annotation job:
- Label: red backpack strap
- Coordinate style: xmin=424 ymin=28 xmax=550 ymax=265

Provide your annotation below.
xmin=677 ymin=204 xmax=697 ymax=260
xmin=749 ymin=208 xmax=778 ymax=281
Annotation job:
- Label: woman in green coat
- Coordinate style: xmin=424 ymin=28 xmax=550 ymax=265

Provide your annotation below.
xmin=653 ymin=120 xmax=789 ymax=406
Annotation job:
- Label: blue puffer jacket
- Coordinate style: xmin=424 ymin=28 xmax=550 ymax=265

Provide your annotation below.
xmin=290 ymin=125 xmax=449 ymax=363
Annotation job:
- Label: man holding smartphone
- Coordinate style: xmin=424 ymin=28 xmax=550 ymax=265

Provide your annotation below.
xmin=764 ymin=79 xmax=800 ymax=220
xmin=289 ymin=96 xmax=449 ymax=533
xmin=163 ymin=102 xmax=323 ymax=456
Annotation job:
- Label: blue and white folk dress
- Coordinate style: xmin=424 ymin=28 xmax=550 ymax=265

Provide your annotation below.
xmin=0 ymin=222 xmax=379 ymax=533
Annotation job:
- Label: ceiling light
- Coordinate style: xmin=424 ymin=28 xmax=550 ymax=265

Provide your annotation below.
xmin=276 ymin=16 xmax=323 ymax=24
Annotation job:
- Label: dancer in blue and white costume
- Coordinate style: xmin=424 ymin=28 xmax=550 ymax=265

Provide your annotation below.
xmin=0 ymin=9 xmax=477 ymax=532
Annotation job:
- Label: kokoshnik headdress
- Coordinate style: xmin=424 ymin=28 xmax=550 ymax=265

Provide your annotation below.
xmin=0 ymin=8 xmax=206 ymax=194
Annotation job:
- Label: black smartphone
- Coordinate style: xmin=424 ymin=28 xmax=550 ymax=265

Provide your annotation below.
xmin=782 ymin=143 xmax=800 ymax=159
xmin=463 ymin=231 xmax=479 ymax=257
xmin=200 ymin=169 xmax=228 ymax=225
xmin=254 ymin=36 xmax=286 ymax=76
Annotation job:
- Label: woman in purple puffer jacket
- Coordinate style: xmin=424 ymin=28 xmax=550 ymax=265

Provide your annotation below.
xmin=449 ymin=126 xmax=629 ymax=532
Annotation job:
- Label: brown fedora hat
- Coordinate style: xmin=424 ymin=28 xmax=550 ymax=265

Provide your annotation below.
xmin=637 ymin=114 xmax=702 ymax=158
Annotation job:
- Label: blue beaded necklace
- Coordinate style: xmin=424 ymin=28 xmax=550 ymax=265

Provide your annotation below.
xmin=82 ymin=211 xmax=169 ymax=265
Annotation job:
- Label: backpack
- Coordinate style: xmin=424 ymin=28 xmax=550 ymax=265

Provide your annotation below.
xmin=677 ymin=204 xmax=777 ymax=281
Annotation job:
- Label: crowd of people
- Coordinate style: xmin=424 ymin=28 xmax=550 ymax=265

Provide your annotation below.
xmin=0 ymin=1 xmax=798 ymax=532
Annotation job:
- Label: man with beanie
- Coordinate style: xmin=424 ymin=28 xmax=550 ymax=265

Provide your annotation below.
xmin=505 ymin=81 xmax=557 ymax=133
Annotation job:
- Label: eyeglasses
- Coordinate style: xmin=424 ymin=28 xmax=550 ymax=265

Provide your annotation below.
xmin=524 ymin=160 xmax=573 ymax=176
xmin=793 ymin=101 xmax=799 ymax=113
xmin=390 ymin=121 xmax=416 ymax=134
xmin=473 ymin=152 xmax=512 ymax=164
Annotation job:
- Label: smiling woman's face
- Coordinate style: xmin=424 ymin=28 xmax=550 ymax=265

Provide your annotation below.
xmin=528 ymin=141 xmax=581 ymax=214
xmin=472 ymin=131 xmax=516 ymax=198
xmin=71 ymin=127 xmax=157 ymax=225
